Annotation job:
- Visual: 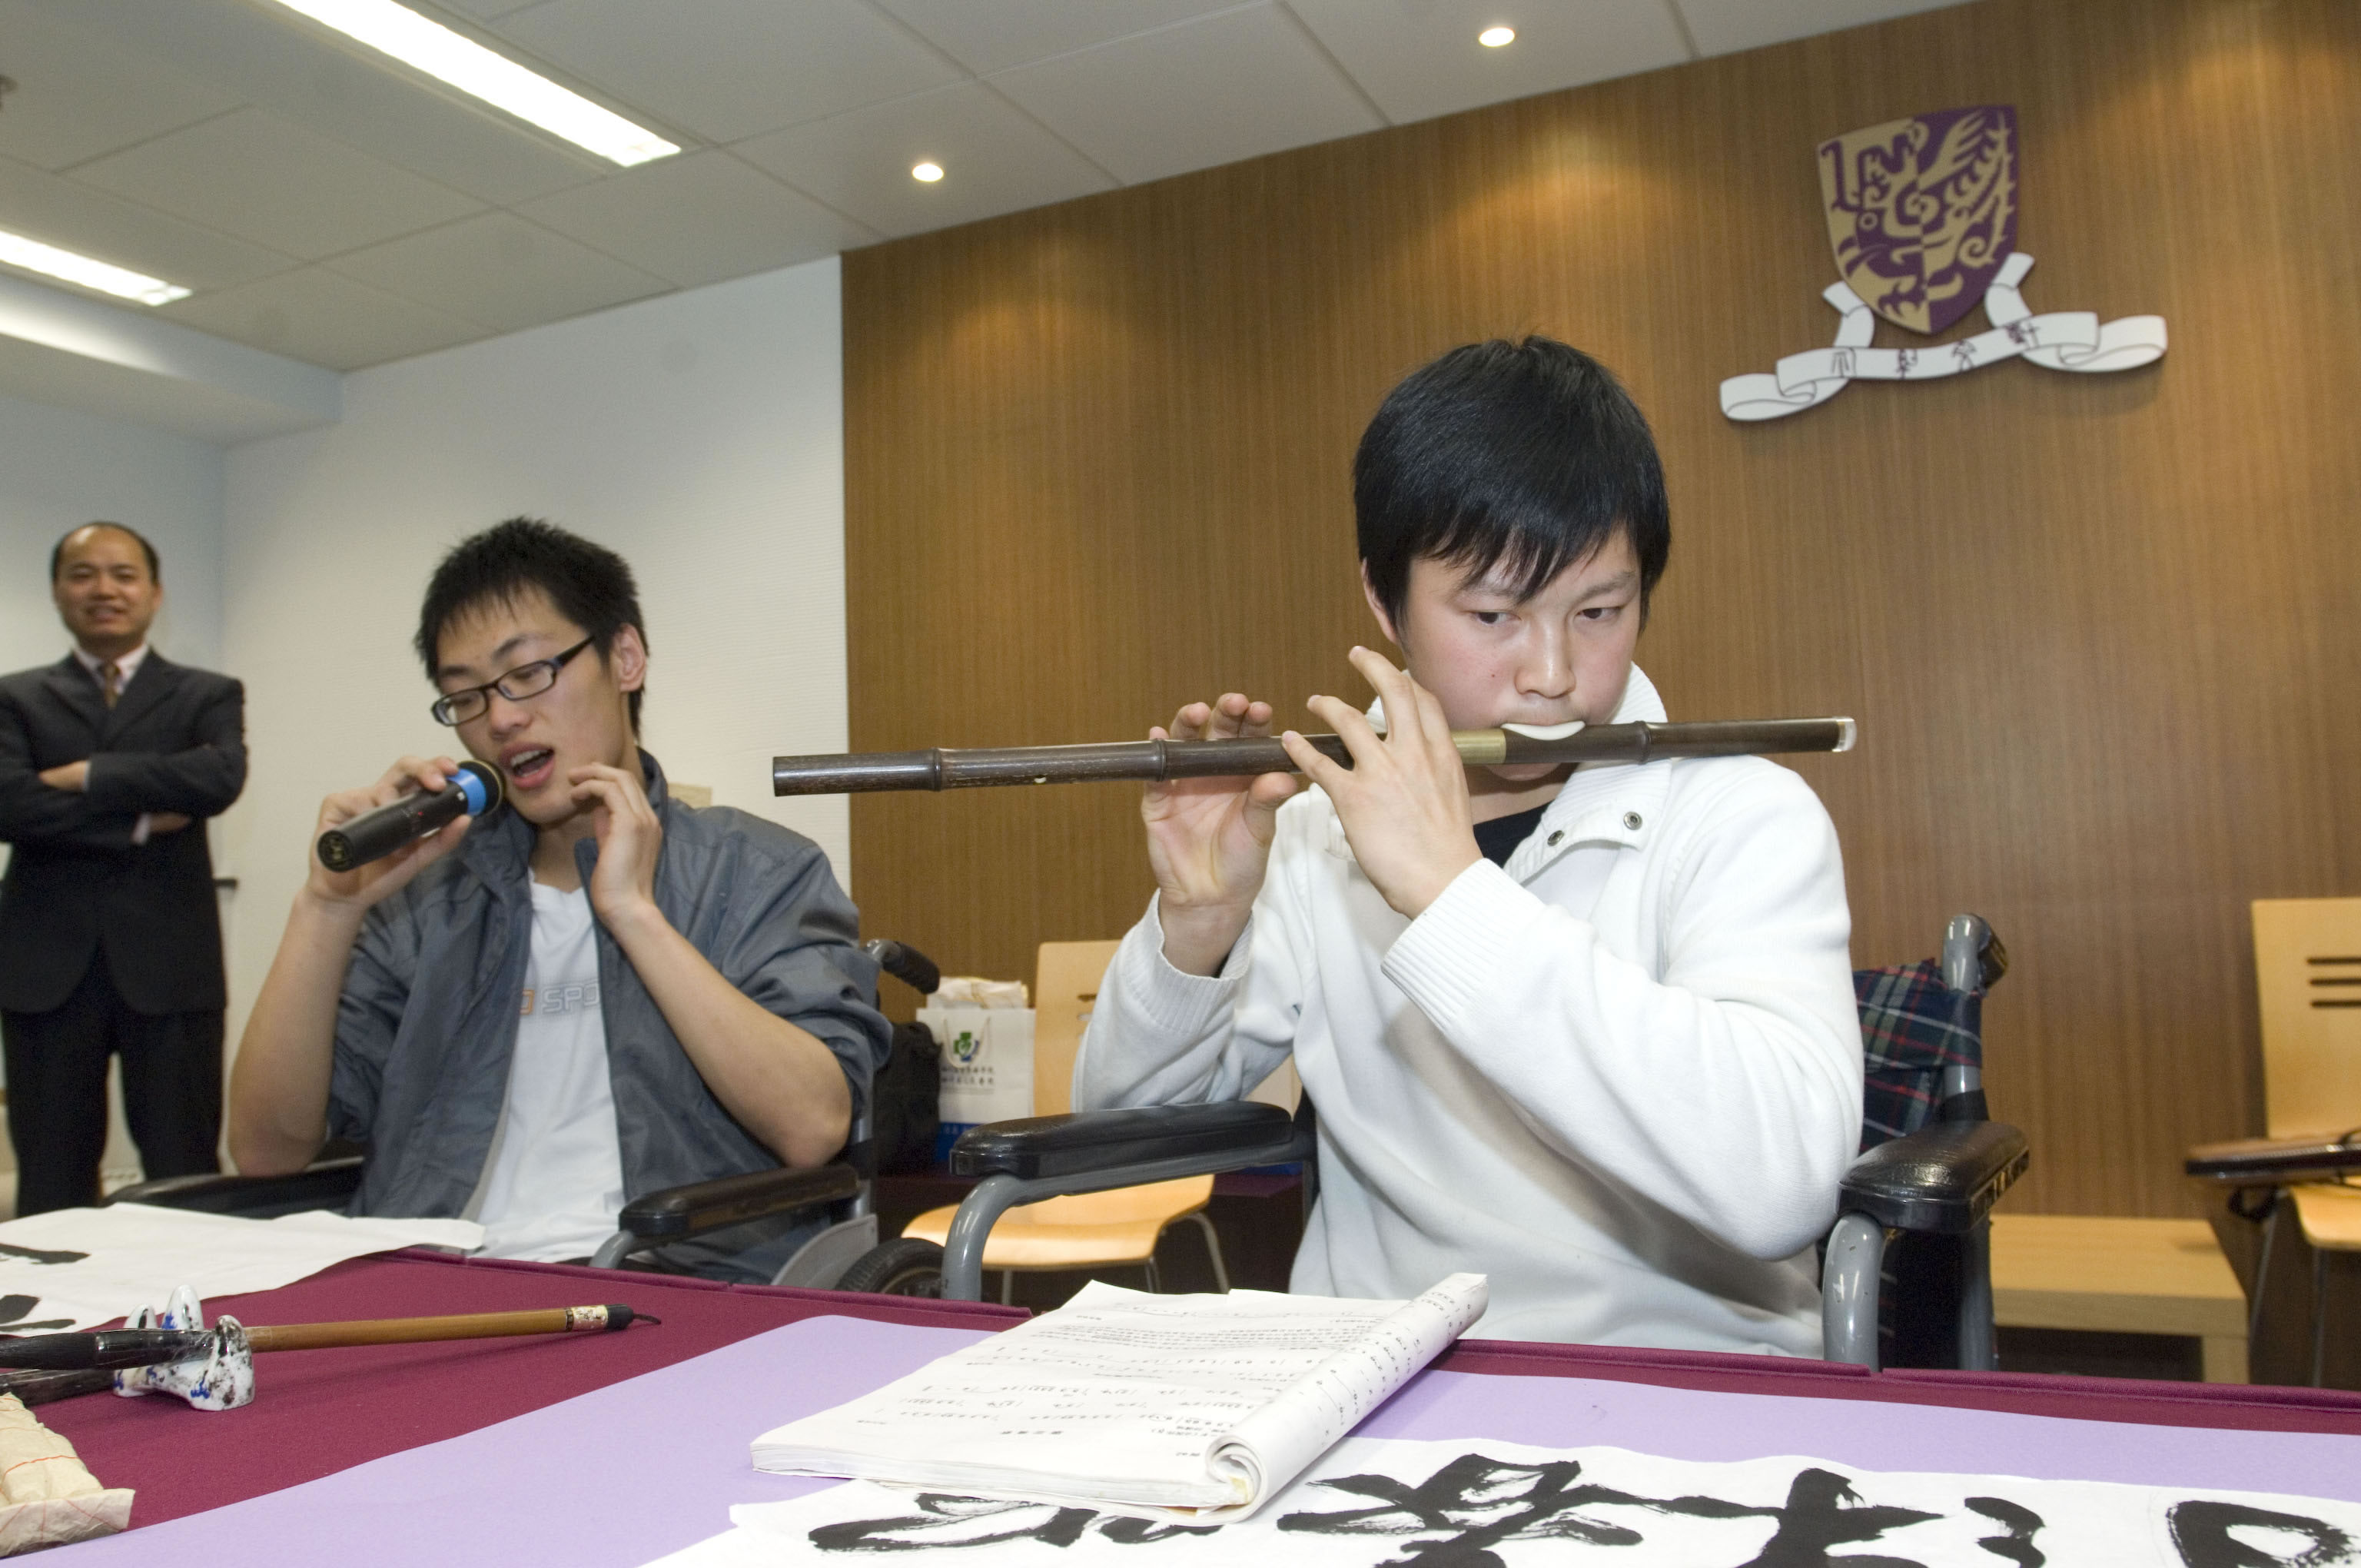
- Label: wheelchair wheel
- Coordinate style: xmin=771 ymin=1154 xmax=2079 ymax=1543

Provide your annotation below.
xmin=835 ymin=1238 xmax=945 ymax=1298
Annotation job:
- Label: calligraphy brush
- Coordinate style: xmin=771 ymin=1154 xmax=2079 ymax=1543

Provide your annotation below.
xmin=0 ymin=1304 xmax=662 ymax=1371
xmin=0 ymin=1369 xmax=118 ymax=1406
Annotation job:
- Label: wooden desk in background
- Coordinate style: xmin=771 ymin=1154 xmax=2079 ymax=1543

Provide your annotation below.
xmin=1991 ymin=1214 xmax=2249 ymax=1383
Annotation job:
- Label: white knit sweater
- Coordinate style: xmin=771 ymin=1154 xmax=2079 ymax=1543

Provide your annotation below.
xmin=1073 ymin=667 xmax=1861 ymax=1354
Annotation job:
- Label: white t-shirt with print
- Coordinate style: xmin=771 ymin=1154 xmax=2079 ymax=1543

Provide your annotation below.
xmin=463 ymin=882 xmax=628 ymax=1261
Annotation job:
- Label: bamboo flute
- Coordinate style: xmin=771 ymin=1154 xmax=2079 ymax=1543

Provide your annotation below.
xmin=774 ymin=716 xmax=1856 ymax=796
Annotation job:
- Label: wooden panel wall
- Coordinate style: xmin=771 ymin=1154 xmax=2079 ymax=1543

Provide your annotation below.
xmin=842 ymin=0 xmax=2361 ymax=1218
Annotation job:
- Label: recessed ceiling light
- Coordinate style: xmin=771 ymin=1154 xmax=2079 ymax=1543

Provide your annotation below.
xmin=1479 ymin=25 xmax=1516 ymax=47
xmin=912 ymin=162 xmax=945 ymax=184
xmin=0 ymin=227 xmax=188 ymax=307
xmin=260 ymin=0 xmax=679 ymax=167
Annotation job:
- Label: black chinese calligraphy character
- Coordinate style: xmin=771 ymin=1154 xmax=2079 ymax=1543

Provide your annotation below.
xmin=0 ymin=1294 xmax=73 ymax=1332
xmin=1963 ymin=1497 xmax=2045 ymax=1566
xmin=2006 ymin=320 xmax=2041 ymax=348
xmin=1280 ymin=1453 xmax=1655 ymax=1563
xmin=1097 ymin=1518 xmax=1224 ymax=1546
xmin=1277 ymin=1452 xmax=1942 ymax=1568
xmin=0 ymin=1243 xmax=87 ymax=1266
xmin=1895 ymin=348 xmax=1919 ymax=377
xmin=809 ymin=1492 xmax=1221 ymax=1553
xmin=1738 ymin=1467 xmax=1939 ymax=1568
xmin=2167 ymin=1499 xmax=2357 ymax=1567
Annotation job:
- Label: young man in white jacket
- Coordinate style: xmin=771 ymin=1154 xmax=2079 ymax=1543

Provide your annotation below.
xmin=1073 ymin=338 xmax=1861 ymax=1354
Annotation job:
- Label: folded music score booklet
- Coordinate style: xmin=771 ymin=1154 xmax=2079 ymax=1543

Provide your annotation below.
xmin=749 ymin=1273 xmax=1489 ymax=1523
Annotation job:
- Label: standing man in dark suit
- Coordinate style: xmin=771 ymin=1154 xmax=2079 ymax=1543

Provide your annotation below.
xmin=0 ymin=523 xmax=247 ymax=1214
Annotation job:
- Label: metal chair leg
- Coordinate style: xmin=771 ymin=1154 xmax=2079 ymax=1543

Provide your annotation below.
xmin=2251 ymin=1191 xmax=2282 ymax=1347
xmin=1143 ymin=1256 xmax=1162 ymax=1294
xmin=2311 ymin=1247 xmax=2329 ymax=1388
xmin=1180 ymin=1211 xmax=1230 ymax=1293
xmin=999 ymin=1271 xmax=1013 ymax=1307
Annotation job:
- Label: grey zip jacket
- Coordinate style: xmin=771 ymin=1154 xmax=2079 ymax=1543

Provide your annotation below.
xmin=328 ymin=749 xmax=889 ymax=1281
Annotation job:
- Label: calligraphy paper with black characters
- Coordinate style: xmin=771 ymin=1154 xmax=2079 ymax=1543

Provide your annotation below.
xmin=0 ymin=1204 xmax=483 ymax=1331
xmin=658 ymin=1436 xmax=2361 ymax=1567
xmin=751 ymin=1275 xmax=1489 ymax=1522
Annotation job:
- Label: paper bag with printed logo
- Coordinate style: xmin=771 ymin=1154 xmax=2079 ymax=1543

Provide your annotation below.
xmin=916 ymin=1006 xmax=1034 ymax=1166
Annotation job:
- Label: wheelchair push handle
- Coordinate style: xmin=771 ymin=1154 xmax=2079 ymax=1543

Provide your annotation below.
xmin=864 ymin=939 xmax=941 ymax=997
xmin=1941 ymin=915 xmax=2007 ymax=995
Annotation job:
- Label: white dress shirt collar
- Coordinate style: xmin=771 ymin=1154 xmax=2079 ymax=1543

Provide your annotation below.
xmin=71 ymin=643 xmax=149 ymax=687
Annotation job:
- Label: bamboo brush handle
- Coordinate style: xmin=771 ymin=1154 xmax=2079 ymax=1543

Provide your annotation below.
xmin=243 ymin=1304 xmax=642 ymax=1353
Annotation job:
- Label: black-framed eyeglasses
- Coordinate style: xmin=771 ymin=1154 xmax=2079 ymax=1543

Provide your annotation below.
xmin=429 ymin=636 xmax=595 ymax=726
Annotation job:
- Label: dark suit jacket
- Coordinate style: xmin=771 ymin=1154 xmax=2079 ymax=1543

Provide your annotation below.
xmin=0 ymin=653 xmax=247 ymax=1015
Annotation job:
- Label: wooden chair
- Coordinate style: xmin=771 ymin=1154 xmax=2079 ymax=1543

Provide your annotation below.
xmin=2246 ymin=899 xmax=2361 ymax=1384
xmin=897 ymin=941 xmax=1231 ymax=1302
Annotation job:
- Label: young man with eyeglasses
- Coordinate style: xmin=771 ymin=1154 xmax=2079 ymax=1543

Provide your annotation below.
xmin=231 ymin=519 xmax=888 ymax=1279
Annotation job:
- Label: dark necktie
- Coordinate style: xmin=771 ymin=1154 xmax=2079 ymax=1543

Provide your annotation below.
xmin=98 ymin=661 xmax=121 ymax=709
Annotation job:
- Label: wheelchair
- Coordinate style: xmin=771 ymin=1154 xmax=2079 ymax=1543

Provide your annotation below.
xmin=849 ymin=915 xmax=2026 ymax=1371
xmin=110 ymin=939 xmax=948 ymax=1295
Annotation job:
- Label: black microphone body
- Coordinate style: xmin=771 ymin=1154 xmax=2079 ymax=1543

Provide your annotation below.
xmin=317 ymin=761 xmax=503 ymax=872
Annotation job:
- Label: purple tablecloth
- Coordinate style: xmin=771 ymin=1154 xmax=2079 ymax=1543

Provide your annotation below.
xmin=34 ymin=1248 xmax=2361 ymax=1564
xmin=48 ymin=1311 xmax=2361 ymax=1566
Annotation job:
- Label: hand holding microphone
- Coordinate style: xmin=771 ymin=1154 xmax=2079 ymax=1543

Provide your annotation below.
xmin=313 ymin=758 xmax=503 ymax=886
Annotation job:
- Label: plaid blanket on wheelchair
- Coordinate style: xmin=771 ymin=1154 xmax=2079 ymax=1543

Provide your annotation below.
xmin=1855 ymin=959 xmax=1983 ymax=1151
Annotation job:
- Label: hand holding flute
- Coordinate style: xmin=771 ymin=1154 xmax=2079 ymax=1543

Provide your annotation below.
xmin=1147 ymin=693 xmax=1301 ymax=978
xmin=1155 ymin=649 xmax=1591 ymax=946
xmin=1281 ymin=649 xmax=1491 ymax=925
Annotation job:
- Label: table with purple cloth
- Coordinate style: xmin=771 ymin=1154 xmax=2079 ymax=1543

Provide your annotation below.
xmin=29 ymin=1245 xmax=2361 ymax=1564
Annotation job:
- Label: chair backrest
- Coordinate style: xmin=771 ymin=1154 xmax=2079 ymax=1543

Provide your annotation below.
xmin=2252 ymin=898 xmax=2361 ymax=1140
xmin=1034 ymin=940 xmax=1126 ymax=1117
xmin=1855 ymin=960 xmax=1983 ymax=1151
xmin=1034 ymin=939 xmax=1303 ymax=1118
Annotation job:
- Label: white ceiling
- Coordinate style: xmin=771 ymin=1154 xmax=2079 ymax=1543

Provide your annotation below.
xmin=0 ymin=0 xmax=1974 ymax=374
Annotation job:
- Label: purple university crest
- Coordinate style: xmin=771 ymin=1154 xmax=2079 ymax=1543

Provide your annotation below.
xmin=1722 ymin=103 xmax=2163 ymax=420
xmin=1818 ymin=105 xmax=2018 ymax=335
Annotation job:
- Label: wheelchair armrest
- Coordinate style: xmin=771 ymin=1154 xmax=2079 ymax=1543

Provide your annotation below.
xmin=2185 ymin=1133 xmax=2361 ymax=1188
xmin=951 ymin=1102 xmax=1307 ymax=1183
xmin=617 ymin=1163 xmax=862 ymax=1243
xmin=105 ymin=1157 xmax=366 ymax=1219
xmin=1838 ymin=1121 xmax=2027 ymax=1234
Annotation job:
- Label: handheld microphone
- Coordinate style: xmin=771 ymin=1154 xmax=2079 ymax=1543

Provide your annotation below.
xmin=317 ymin=761 xmax=503 ymax=872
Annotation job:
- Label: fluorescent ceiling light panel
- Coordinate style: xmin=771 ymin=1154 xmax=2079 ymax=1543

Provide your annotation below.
xmin=261 ymin=0 xmax=680 ymax=167
xmin=0 ymin=228 xmax=188 ymax=306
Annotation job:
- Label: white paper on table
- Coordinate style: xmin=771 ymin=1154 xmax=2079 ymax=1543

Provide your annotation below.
xmin=0 ymin=1204 xmax=483 ymax=1331
xmin=751 ymin=1274 xmax=1487 ymax=1523
xmin=659 ymin=1434 xmax=2361 ymax=1566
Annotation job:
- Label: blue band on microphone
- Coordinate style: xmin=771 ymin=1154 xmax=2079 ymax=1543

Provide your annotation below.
xmin=453 ymin=768 xmax=492 ymax=817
